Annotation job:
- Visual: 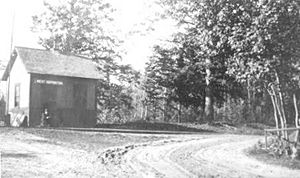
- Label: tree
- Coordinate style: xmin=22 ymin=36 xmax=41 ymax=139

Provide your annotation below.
xmin=143 ymin=45 xmax=176 ymax=121
xmin=32 ymin=0 xmax=118 ymax=58
xmin=32 ymin=0 xmax=143 ymax=123
xmin=159 ymin=0 xmax=246 ymax=122
xmin=226 ymin=0 xmax=300 ymax=140
xmin=144 ymin=36 xmax=243 ymax=122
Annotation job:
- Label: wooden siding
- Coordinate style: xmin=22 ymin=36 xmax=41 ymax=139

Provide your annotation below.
xmin=29 ymin=74 xmax=96 ymax=127
xmin=8 ymin=56 xmax=30 ymax=125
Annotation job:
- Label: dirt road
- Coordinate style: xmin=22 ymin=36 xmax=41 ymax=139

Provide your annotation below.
xmin=101 ymin=134 xmax=300 ymax=178
xmin=1 ymin=129 xmax=300 ymax=177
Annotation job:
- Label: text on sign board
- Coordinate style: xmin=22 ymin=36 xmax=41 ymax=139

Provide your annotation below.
xmin=35 ymin=79 xmax=63 ymax=85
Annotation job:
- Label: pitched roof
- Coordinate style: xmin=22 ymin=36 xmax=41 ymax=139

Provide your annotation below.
xmin=2 ymin=47 xmax=103 ymax=80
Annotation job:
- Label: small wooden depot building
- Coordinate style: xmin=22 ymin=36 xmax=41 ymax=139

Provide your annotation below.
xmin=2 ymin=47 xmax=101 ymax=127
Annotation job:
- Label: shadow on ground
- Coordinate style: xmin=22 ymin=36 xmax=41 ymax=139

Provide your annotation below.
xmin=2 ymin=152 xmax=36 ymax=158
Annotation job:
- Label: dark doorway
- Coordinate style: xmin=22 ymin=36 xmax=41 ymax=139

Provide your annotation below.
xmin=41 ymin=85 xmax=58 ymax=126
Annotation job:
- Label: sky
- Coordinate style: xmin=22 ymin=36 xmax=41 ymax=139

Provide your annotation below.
xmin=0 ymin=0 xmax=176 ymax=73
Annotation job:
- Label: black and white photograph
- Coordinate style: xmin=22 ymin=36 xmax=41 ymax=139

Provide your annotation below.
xmin=0 ymin=0 xmax=300 ymax=177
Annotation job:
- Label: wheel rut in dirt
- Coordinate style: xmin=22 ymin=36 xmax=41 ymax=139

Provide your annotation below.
xmin=101 ymin=134 xmax=300 ymax=178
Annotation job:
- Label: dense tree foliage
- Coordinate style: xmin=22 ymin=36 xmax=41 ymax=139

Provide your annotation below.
xmin=145 ymin=0 xmax=300 ymax=157
xmin=145 ymin=0 xmax=250 ymax=122
xmin=226 ymin=0 xmax=300 ymax=140
xmin=142 ymin=0 xmax=300 ymax=127
xmin=32 ymin=0 xmax=117 ymax=58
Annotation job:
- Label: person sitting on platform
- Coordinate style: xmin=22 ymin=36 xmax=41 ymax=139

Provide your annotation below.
xmin=40 ymin=108 xmax=51 ymax=127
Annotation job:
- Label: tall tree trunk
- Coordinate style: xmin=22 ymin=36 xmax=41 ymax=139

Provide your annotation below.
xmin=145 ymin=105 xmax=148 ymax=121
xmin=205 ymin=88 xmax=214 ymax=123
xmin=162 ymin=103 xmax=166 ymax=122
xmin=278 ymin=91 xmax=287 ymax=128
xmin=292 ymin=93 xmax=299 ymax=159
xmin=204 ymin=58 xmax=214 ymax=123
xmin=247 ymin=79 xmax=255 ymax=122
xmin=140 ymin=105 xmax=144 ymax=119
xmin=162 ymin=88 xmax=167 ymax=122
xmin=272 ymin=85 xmax=285 ymax=138
xmin=268 ymin=89 xmax=280 ymax=136
xmin=293 ymin=94 xmax=299 ymax=142
xmin=141 ymin=91 xmax=146 ymax=119
xmin=106 ymin=67 xmax=111 ymax=108
xmin=178 ymin=103 xmax=181 ymax=123
xmin=275 ymin=72 xmax=288 ymax=138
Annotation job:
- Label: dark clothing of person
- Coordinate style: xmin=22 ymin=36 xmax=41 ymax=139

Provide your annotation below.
xmin=41 ymin=112 xmax=51 ymax=127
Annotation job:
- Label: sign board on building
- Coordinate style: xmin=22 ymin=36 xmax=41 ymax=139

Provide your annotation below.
xmin=34 ymin=79 xmax=63 ymax=85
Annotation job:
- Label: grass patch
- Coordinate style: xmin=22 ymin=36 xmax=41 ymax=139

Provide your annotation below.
xmin=96 ymin=120 xmax=270 ymax=135
xmin=96 ymin=121 xmax=211 ymax=132
xmin=247 ymin=145 xmax=300 ymax=170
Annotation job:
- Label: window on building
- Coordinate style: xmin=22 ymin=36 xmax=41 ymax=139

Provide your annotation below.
xmin=14 ymin=84 xmax=20 ymax=107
